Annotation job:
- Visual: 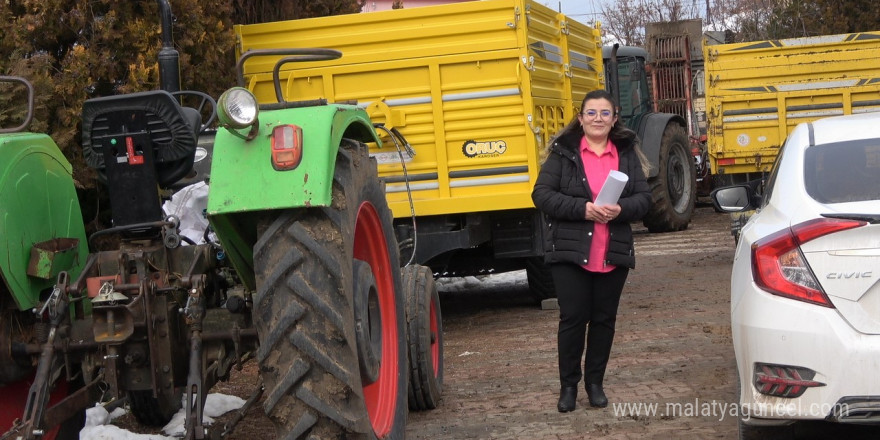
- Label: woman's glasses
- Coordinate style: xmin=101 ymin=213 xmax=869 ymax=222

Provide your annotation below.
xmin=582 ymin=109 xmax=614 ymax=119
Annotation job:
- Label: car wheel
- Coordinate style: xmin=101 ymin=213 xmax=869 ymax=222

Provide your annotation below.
xmin=737 ymin=376 xmax=795 ymax=440
xmin=738 ymin=418 xmax=794 ymax=440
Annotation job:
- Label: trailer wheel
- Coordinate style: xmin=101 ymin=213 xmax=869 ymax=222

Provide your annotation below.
xmin=253 ymin=139 xmax=407 ymax=439
xmin=402 ymin=264 xmax=443 ymax=411
xmin=643 ymin=124 xmax=695 ymax=232
xmin=525 ymin=257 xmax=556 ymax=301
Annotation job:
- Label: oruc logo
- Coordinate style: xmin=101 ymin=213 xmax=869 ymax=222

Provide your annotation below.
xmin=462 ymin=139 xmax=507 ymax=158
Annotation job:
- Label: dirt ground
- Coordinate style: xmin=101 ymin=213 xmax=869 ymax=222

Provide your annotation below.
xmin=402 ymin=204 xmax=739 ymax=440
xmin=123 ymin=204 xmax=880 ymax=439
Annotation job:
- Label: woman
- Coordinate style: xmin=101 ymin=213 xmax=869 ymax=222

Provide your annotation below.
xmin=532 ymin=89 xmax=652 ymax=412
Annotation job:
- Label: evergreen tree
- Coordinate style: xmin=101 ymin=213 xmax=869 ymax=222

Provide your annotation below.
xmin=0 ymin=0 xmax=360 ymax=192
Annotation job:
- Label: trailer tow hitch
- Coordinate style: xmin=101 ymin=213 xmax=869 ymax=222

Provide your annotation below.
xmin=183 ymin=278 xmax=208 ymax=440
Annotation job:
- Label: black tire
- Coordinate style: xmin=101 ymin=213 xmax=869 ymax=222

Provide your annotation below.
xmin=525 ymin=257 xmax=556 ymax=302
xmin=738 ymin=418 xmax=795 ymax=440
xmin=737 ymin=374 xmax=795 ymax=440
xmin=643 ymin=124 xmax=696 ymax=232
xmin=54 ymin=378 xmax=87 ymax=440
xmin=253 ymin=139 xmax=407 ymax=439
xmin=0 ymin=307 xmax=32 ymax=386
xmin=54 ymin=409 xmax=86 ymax=440
xmin=402 ymin=265 xmax=443 ymax=411
xmin=128 ymin=388 xmax=182 ymax=426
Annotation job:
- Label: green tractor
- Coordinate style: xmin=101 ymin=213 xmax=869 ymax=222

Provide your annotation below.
xmin=1 ymin=2 xmax=442 ymax=439
xmin=604 ymin=45 xmax=697 ymax=233
xmin=0 ymin=75 xmax=90 ymax=440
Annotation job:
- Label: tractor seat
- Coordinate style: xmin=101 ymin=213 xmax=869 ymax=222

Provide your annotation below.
xmin=81 ymin=90 xmax=202 ymax=229
xmin=81 ymin=90 xmax=201 ymax=188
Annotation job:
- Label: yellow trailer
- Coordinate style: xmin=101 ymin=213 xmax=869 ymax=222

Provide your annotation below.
xmin=233 ymin=0 xmax=602 ymax=300
xmin=704 ymin=31 xmax=880 ymax=183
xmin=235 ymin=0 xmax=602 ymax=217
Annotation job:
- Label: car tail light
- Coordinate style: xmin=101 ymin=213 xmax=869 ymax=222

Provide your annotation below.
xmin=751 ymin=218 xmax=865 ymax=307
xmin=271 ymin=125 xmax=303 ymax=171
xmin=753 ymin=363 xmax=824 ymax=398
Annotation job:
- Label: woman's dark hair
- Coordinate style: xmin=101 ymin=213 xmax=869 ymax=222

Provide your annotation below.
xmin=582 ymin=89 xmax=616 ymax=108
xmin=551 ymin=89 xmax=636 ymax=145
xmin=563 ymin=89 xmax=638 ymax=147
xmin=547 ymin=89 xmax=650 ymax=175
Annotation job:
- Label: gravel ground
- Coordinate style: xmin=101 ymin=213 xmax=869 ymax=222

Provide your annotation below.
xmin=117 ymin=205 xmax=880 ymax=439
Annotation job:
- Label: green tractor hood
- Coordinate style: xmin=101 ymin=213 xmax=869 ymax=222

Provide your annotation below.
xmin=0 ymin=133 xmax=88 ymax=310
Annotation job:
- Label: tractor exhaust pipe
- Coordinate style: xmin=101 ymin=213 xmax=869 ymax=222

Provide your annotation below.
xmin=608 ymin=43 xmax=620 ymax=109
xmin=156 ymin=0 xmax=180 ymax=92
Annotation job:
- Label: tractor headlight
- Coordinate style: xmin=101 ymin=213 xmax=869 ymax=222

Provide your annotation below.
xmin=218 ymin=87 xmax=259 ymax=130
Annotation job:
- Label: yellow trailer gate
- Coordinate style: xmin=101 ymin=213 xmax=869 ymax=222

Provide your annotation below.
xmin=704 ymin=31 xmax=880 ymax=177
xmin=234 ymin=0 xmax=603 ymax=218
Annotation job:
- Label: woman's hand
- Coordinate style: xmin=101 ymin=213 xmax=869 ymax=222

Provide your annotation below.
xmin=585 ymin=202 xmax=622 ymax=224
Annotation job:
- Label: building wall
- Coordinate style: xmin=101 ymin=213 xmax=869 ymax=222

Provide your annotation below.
xmin=361 ymin=0 xmax=471 ymax=12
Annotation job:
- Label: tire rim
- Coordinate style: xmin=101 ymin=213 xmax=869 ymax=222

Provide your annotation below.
xmin=667 ymin=145 xmax=691 ymax=212
xmin=353 ymin=200 xmax=399 ymax=437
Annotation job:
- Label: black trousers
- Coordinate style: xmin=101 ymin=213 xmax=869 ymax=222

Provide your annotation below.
xmin=552 ymin=263 xmax=629 ymax=387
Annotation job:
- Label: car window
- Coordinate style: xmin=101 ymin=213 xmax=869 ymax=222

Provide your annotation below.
xmin=804 ymin=138 xmax=880 ymax=203
xmin=760 ymin=135 xmax=789 ymax=208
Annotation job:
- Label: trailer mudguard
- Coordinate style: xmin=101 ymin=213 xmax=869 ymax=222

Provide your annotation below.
xmin=207 ymin=104 xmax=380 ymax=290
xmin=0 ymin=134 xmax=88 ymax=310
xmin=634 ymin=112 xmax=687 ymax=179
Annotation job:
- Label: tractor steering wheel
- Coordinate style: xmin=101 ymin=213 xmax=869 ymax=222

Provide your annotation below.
xmin=172 ymin=90 xmax=217 ymax=134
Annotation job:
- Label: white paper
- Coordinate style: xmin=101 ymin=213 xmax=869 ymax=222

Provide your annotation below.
xmin=162 ymin=181 xmax=210 ymax=244
xmin=594 ymin=170 xmax=628 ymax=206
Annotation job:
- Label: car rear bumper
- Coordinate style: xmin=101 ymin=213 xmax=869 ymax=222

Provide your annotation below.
xmin=828 ymin=396 xmax=880 ymax=424
xmin=733 ymin=287 xmax=880 ymax=422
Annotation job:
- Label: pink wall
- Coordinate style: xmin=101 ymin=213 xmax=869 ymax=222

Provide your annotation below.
xmin=361 ymin=0 xmax=471 ymax=12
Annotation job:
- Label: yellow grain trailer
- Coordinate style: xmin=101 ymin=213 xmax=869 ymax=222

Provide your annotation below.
xmin=234 ymin=0 xmax=602 ymax=300
xmin=704 ymin=31 xmax=880 ymax=184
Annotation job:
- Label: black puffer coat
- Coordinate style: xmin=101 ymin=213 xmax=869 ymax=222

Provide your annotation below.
xmin=531 ymin=128 xmax=652 ymax=269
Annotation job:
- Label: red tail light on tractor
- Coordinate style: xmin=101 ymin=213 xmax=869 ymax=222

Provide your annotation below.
xmin=271 ymin=124 xmax=303 ymax=171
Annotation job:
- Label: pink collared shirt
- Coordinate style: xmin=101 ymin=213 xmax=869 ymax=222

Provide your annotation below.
xmin=580 ymin=137 xmax=619 ymax=273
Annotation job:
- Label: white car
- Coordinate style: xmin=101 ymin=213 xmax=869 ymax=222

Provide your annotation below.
xmin=712 ymin=112 xmax=880 ymax=438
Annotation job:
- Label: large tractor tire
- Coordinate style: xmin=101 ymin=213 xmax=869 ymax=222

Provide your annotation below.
xmin=252 ymin=139 xmax=408 ymax=439
xmin=643 ymin=124 xmax=696 ymax=233
xmin=525 ymin=257 xmax=556 ymax=302
xmin=402 ymin=265 xmax=443 ymax=411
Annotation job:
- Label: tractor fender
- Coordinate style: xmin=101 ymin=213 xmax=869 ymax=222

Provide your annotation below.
xmin=208 ymin=104 xmax=380 ymax=217
xmin=0 ymin=134 xmax=88 ymax=310
xmin=207 ymin=104 xmax=381 ymax=291
xmin=633 ymin=112 xmax=686 ymax=179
